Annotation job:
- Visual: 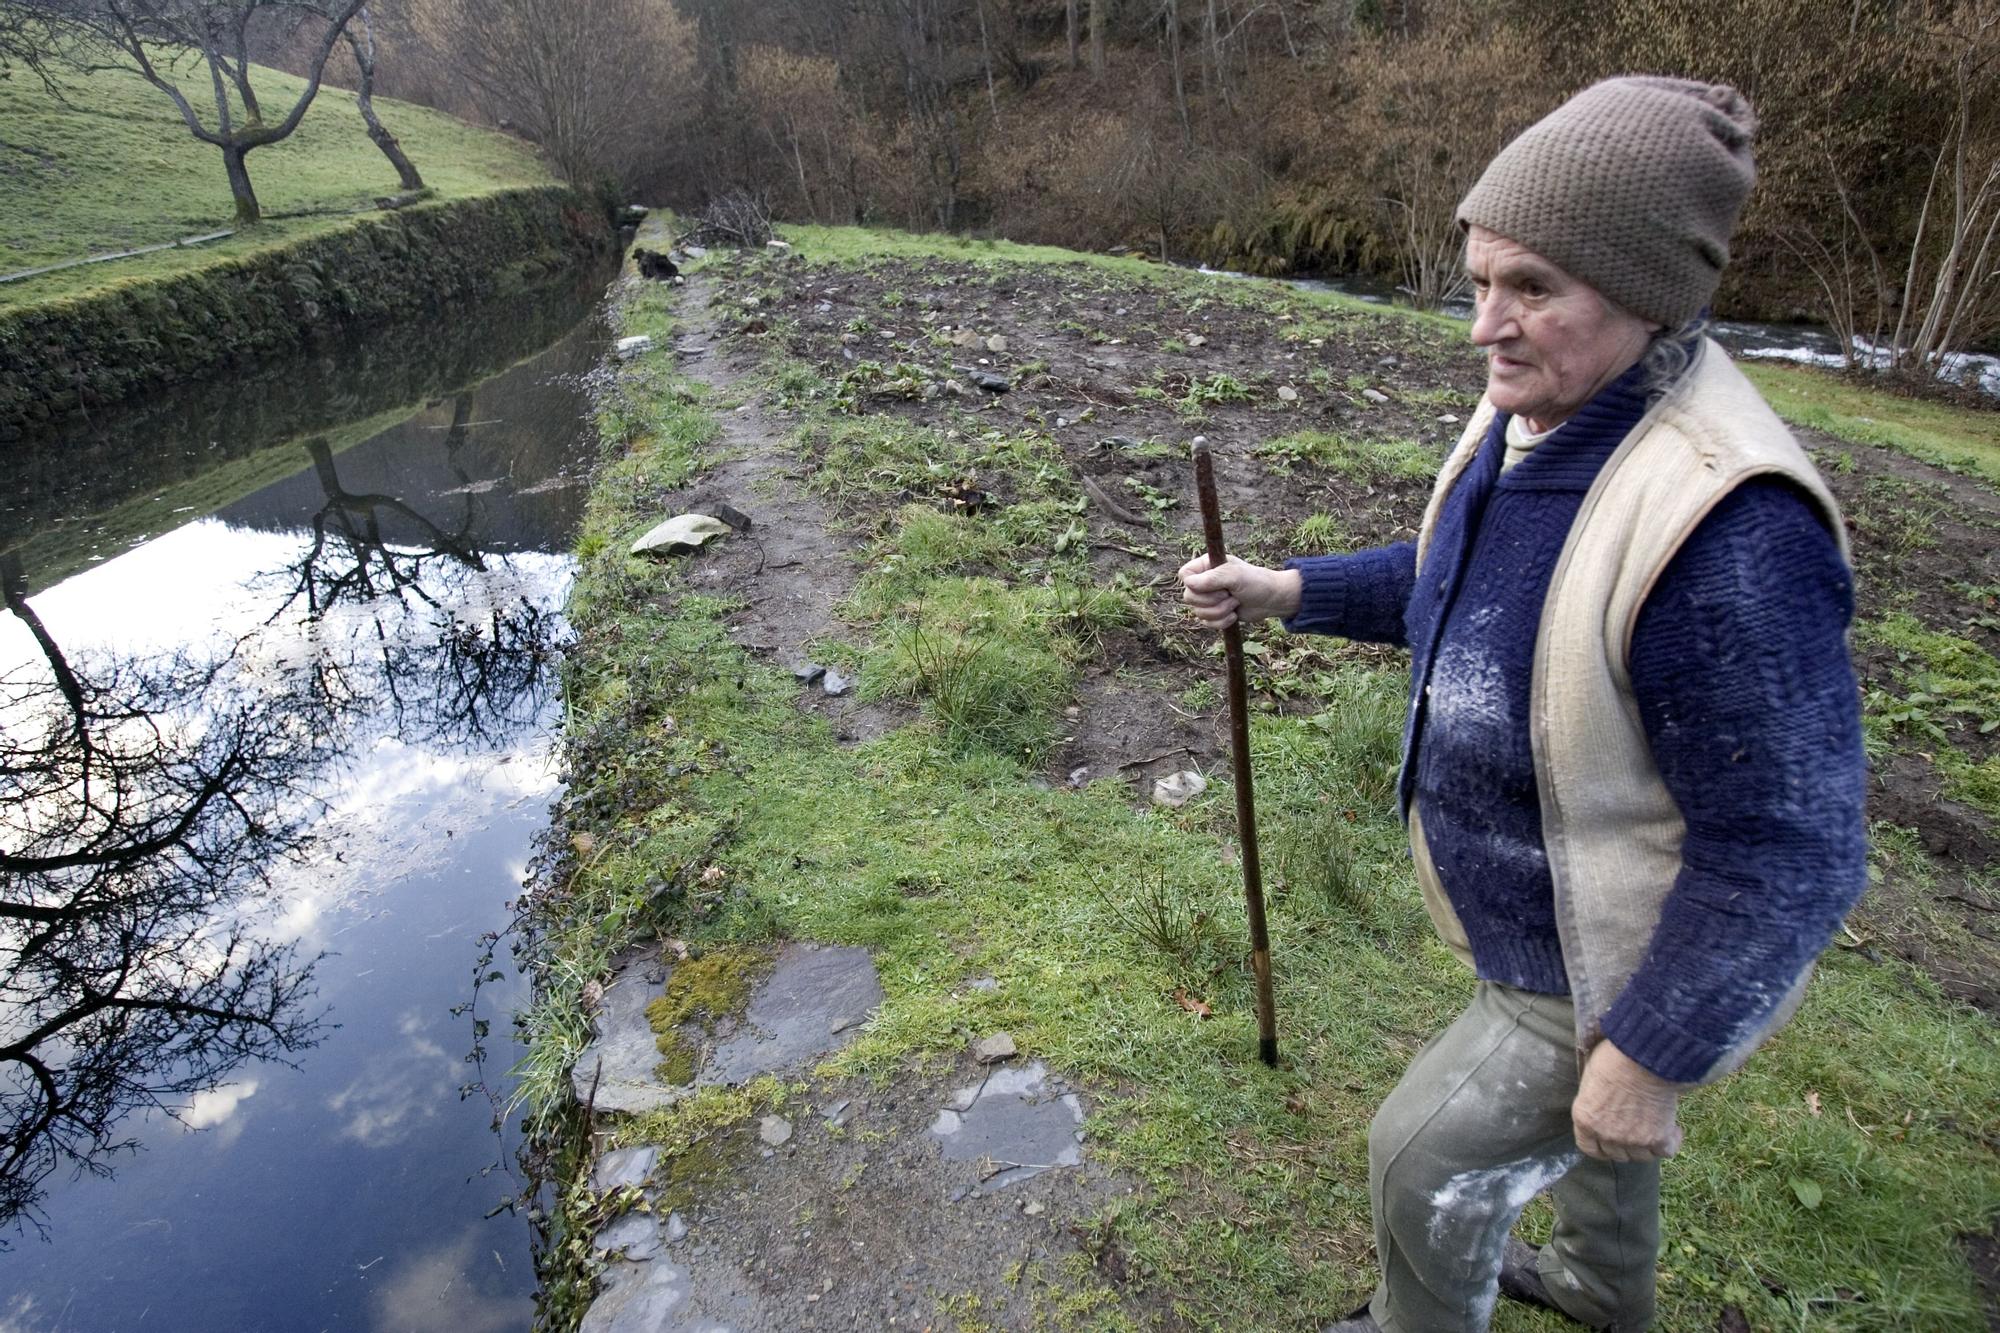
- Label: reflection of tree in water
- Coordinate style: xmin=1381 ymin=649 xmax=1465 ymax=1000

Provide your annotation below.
xmin=0 ymin=392 xmax=569 ymax=1235
xmin=266 ymin=395 xmax=566 ymax=751
xmin=0 ymin=553 xmax=325 ymax=1239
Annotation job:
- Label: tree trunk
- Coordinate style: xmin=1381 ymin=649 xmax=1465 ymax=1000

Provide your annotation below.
xmin=360 ymin=104 xmax=425 ymax=192
xmin=1090 ymin=0 xmax=1106 ymax=75
xmin=975 ymin=0 xmax=1001 ymax=121
xmin=1164 ymin=2 xmax=1192 ymax=145
xmin=350 ymin=10 xmax=424 ymax=192
xmin=1067 ymin=0 xmax=1080 ymax=71
xmin=222 ymin=144 xmax=260 ymax=224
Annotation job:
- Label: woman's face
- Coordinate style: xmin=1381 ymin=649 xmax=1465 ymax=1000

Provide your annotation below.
xmin=1465 ymin=226 xmax=1658 ymax=432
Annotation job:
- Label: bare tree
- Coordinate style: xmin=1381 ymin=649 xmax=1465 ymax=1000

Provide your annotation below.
xmin=1885 ymin=6 xmax=2000 ymax=381
xmin=13 ymin=0 xmax=367 ymax=223
xmin=410 ymin=0 xmax=696 ymax=187
xmin=342 ymin=4 xmax=423 ymax=193
xmin=1342 ymin=14 xmax=1551 ymax=308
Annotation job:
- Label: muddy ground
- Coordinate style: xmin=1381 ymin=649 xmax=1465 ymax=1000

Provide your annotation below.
xmin=680 ymin=246 xmax=2000 ymax=1017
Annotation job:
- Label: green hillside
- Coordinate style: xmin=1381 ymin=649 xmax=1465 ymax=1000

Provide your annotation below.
xmin=0 ymin=57 xmax=551 ymax=308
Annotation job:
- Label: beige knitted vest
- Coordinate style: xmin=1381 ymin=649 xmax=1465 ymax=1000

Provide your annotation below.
xmin=1410 ymin=340 xmax=1850 ymax=1082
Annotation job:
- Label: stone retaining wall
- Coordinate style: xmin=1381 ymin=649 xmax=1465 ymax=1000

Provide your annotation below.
xmin=0 ymin=186 xmax=611 ymax=441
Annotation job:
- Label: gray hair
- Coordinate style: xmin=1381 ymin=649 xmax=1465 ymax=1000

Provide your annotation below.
xmin=1638 ymin=316 xmax=1710 ymax=400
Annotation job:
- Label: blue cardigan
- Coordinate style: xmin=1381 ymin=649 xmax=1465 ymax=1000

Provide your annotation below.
xmin=1284 ymin=368 xmax=1868 ymax=1082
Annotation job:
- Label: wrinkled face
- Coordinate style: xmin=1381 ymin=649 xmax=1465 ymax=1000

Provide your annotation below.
xmin=1465 ymin=226 xmax=1658 ymax=433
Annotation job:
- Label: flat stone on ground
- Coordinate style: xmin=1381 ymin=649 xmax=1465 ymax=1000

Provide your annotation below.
xmin=572 ymin=968 xmax=687 ymax=1114
xmin=972 ymin=1032 xmax=1017 ymax=1064
xmin=700 ymin=943 xmax=883 ymax=1087
xmin=595 ymin=1210 xmax=664 ymax=1262
xmin=574 ymin=944 xmax=882 ymax=1111
xmin=593 ymin=1145 xmax=660 ymax=1193
xmin=928 ymin=1060 xmax=1085 ymax=1190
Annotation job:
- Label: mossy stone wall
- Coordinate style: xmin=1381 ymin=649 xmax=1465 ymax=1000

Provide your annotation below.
xmin=0 ymin=186 xmax=611 ymax=441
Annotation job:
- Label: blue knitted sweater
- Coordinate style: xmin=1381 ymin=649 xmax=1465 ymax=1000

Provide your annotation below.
xmin=1284 ymin=367 xmax=1868 ymax=1082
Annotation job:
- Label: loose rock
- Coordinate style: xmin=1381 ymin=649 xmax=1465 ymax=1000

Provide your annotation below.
xmin=1152 ymin=770 xmax=1208 ymax=808
xmin=592 ymin=1146 xmax=659 ymax=1193
xmin=973 ymin=1032 xmax=1018 ymax=1064
xmin=1277 ymin=385 xmax=1299 ymax=402
xmin=1362 ymin=388 xmax=1391 ymax=404
xmin=614 ymin=334 xmax=654 ymax=361
xmin=821 ymin=668 xmax=852 ymax=696
xmin=630 ymin=513 xmax=732 ymax=557
xmin=760 ymin=1115 xmax=794 ymax=1146
xmin=986 ymin=334 xmax=1009 ymax=353
xmin=794 ymin=662 xmax=828 ymax=685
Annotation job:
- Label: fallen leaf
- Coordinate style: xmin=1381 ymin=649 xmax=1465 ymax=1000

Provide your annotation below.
xmin=1789 ymin=1176 xmax=1824 ymax=1210
xmin=1805 ymin=1090 xmax=1822 ymax=1117
xmin=570 ymin=832 xmax=597 ymax=857
xmin=1174 ymin=988 xmax=1212 ymax=1018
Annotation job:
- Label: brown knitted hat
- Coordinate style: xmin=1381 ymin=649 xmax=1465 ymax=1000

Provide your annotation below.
xmin=1455 ymin=76 xmax=1757 ymax=329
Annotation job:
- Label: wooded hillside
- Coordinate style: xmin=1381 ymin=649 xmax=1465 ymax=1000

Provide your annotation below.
xmin=260 ymin=0 xmax=1998 ymax=351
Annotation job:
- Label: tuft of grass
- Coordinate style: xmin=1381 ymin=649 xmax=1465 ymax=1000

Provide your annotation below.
xmin=1291 ymin=512 xmax=1348 ymax=550
xmin=1858 ymin=614 xmax=2000 ymax=817
xmin=1256 ymin=429 xmax=1439 ymax=482
xmin=866 ymin=578 xmax=1074 ymax=762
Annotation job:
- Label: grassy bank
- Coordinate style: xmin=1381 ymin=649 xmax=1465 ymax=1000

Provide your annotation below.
xmin=0 ymin=59 xmax=549 ymax=310
xmin=531 ymin=222 xmax=2000 ymax=1330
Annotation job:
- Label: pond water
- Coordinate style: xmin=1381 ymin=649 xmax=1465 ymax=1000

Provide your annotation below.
xmin=1 ymin=268 xmax=611 ymax=1330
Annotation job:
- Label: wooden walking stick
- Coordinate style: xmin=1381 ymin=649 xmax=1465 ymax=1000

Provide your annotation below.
xmin=1191 ymin=438 xmax=1279 ymax=1067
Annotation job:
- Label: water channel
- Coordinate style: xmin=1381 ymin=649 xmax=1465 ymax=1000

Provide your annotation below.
xmin=2 ymin=263 xmax=613 ymax=1330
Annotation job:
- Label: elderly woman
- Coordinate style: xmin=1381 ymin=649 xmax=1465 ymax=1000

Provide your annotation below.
xmin=1180 ymin=78 xmax=1867 ymax=1332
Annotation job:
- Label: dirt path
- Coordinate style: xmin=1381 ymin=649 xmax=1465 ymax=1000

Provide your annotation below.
xmin=664 ymin=275 xmax=907 ymax=745
xmin=576 ymin=273 xmax=1164 ymax=1332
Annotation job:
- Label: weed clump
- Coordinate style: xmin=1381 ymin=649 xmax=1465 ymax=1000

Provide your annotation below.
xmin=871 ymin=579 xmax=1073 ymax=762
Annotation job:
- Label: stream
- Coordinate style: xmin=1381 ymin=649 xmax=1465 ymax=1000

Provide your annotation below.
xmin=1228 ymin=268 xmax=2000 ymax=398
xmin=1 ymin=264 xmax=613 ymax=1330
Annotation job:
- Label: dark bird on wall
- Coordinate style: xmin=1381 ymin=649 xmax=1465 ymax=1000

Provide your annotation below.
xmin=633 ymin=248 xmax=680 ymax=282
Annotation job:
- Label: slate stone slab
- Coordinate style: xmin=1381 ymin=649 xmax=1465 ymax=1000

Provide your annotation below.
xmin=572 ymin=970 xmax=687 ymax=1114
xmin=581 ymin=1255 xmax=701 ymax=1333
xmin=593 ymin=1145 xmax=660 ymax=1193
xmin=595 ymin=1210 xmax=664 ymax=1262
xmin=928 ymin=1060 xmax=1085 ymax=1190
xmin=574 ymin=944 xmax=883 ymax=1111
xmin=699 ymin=943 xmax=882 ymax=1087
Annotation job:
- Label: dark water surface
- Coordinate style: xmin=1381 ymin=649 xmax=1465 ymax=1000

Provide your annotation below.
xmin=1 ymin=268 xmax=611 ymax=1330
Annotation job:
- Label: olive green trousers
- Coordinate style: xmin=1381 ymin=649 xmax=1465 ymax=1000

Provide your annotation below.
xmin=1365 ymin=982 xmax=1661 ymax=1332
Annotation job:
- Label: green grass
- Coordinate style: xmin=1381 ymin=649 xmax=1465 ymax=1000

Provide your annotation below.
xmin=536 ymin=221 xmax=2000 ymax=1331
xmin=0 ymin=59 xmax=549 ymax=308
xmin=1858 ymin=614 xmax=2000 ymax=817
xmin=1739 ymin=362 xmax=2000 ymax=485
xmin=1255 ymin=428 xmax=1441 ymax=482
